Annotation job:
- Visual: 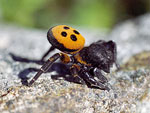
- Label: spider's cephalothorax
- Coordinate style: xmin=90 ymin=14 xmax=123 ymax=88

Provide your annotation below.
xmin=28 ymin=25 xmax=118 ymax=90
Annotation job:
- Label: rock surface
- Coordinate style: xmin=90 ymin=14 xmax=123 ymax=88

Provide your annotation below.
xmin=0 ymin=14 xmax=150 ymax=113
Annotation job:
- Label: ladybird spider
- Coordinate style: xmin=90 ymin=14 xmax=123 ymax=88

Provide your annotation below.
xmin=28 ymin=25 xmax=118 ymax=90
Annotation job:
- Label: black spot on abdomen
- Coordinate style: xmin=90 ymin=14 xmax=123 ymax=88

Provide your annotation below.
xmin=70 ymin=34 xmax=77 ymax=41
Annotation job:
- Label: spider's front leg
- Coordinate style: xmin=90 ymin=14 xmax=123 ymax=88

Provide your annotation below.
xmin=92 ymin=68 xmax=108 ymax=84
xmin=28 ymin=53 xmax=62 ymax=86
xmin=79 ymin=67 xmax=110 ymax=90
xmin=70 ymin=64 xmax=85 ymax=84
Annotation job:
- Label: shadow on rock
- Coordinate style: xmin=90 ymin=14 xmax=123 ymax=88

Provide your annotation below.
xmin=9 ymin=53 xmax=44 ymax=65
xmin=18 ymin=68 xmax=39 ymax=86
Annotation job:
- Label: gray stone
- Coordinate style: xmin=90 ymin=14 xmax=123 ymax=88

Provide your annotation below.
xmin=0 ymin=14 xmax=150 ymax=113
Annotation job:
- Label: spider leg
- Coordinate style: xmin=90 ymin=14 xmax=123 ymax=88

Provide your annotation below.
xmin=70 ymin=65 xmax=79 ymax=77
xmin=88 ymin=67 xmax=108 ymax=84
xmin=93 ymin=68 xmax=108 ymax=84
xmin=41 ymin=46 xmax=55 ymax=61
xmin=28 ymin=53 xmax=61 ymax=86
xmin=70 ymin=64 xmax=85 ymax=84
xmin=80 ymin=69 xmax=110 ymax=90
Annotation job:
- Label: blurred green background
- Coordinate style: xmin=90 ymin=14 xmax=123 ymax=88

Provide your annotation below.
xmin=0 ymin=0 xmax=149 ymax=29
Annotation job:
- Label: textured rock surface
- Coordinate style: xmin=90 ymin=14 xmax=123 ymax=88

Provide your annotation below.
xmin=0 ymin=14 xmax=150 ymax=113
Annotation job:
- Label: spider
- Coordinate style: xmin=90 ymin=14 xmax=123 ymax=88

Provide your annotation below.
xmin=27 ymin=25 xmax=118 ymax=90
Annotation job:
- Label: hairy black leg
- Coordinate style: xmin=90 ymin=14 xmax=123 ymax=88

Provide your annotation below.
xmin=41 ymin=46 xmax=55 ymax=61
xmin=70 ymin=66 xmax=78 ymax=77
xmin=80 ymin=69 xmax=109 ymax=90
xmin=70 ymin=65 xmax=85 ymax=84
xmin=92 ymin=68 xmax=108 ymax=84
xmin=28 ymin=53 xmax=61 ymax=86
xmin=88 ymin=67 xmax=108 ymax=84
